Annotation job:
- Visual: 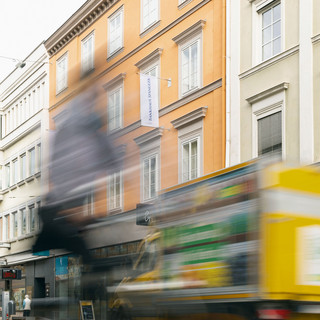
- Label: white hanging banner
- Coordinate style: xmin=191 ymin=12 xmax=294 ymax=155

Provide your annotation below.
xmin=140 ymin=73 xmax=159 ymax=127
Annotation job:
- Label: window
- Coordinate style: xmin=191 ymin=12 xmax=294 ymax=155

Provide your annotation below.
xmin=81 ymin=32 xmax=95 ymax=75
xmin=12 ymin=159 xmax=18 ymax=184
xmin=108 ymin=171 xmax=122 ymax=212
xmin=258 ymin=111 xmax=282 ymax=156
xmin=29 ymin=205 xmax=36 ymax=232
xmin=5 ymin=163 xmax=10 ymax=188
xmin=182 ymin=137 xmax=200 ymax=182
xmin=108 ymin=7 xmax=124 ymax=57
xmin=21 ymin=208 xmax=26 ymax=235
xmin=142 ymin=0 xmax=159 ymax=31
xmin=171 ymin=106 xmax=206 ymax=183
xmin=262 ymin=3 xmax=281 ymax=61
xmin=56 ymin=53 xmax=68 ymax=94
xmin=20 ymin=154 xmax=26 ymax=180
xmin=29 ymin=148 xmax=35 ymax=175
xmin=247 ymin=82 xmax=287 ymax=158
xmin=181 ymin=38 xmax=201 ymax=96
xmin=12 ymin=212 xmax=18 ymax=238
xmin=143 ymin=154 xmax=157 ymax=201
xmin=108 ymin=85 xmax=123 ymax=131
xmin=3 ymin=215 xmax=8 ymax=241
xmin=37 ymin=144 xmax=41 ymax=172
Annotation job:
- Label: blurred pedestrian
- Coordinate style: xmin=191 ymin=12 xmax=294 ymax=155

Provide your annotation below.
xmin=32 ymin=83 xmax=121 ymax=265
xmin=23 ymin=294 xmax=31 ymax=317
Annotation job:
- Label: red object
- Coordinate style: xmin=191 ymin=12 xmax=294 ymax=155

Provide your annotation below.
xmin=257 ymin=309 xmax=291 ymax=319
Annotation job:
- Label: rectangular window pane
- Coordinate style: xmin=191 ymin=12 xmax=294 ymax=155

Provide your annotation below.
xmin=143 ymin=155 xmax=157 ymax=201
xmin=182 ymin=139 xmax=199 ymax=182
xmin=30 ymin=206 xmax=35 ymax=232
xmin=109 ymin=9 xmax=123 ymax=56
xmin=20 ymin=154 xmax=26 ymax=180
xmin=56 ymin=55 xmax=67 ymax=93
xmin=181 ymin=40 xmax=200 ymax=95
xmin=81 ymin=33 xmax=94 ymax=74
xmin=142 ymin=0 xmax=158 ymax=30
xmin=108 ymin=88 xmax=122 ymax=131
xmin=258 ymin=111 xmax=282 ymax=156
xmin=108 ymin=172 xmax=121 ymax=211
xmin=13 ymin=212 xmax=18 ymax=238
xmin=12 ymin=160 xmax=18 ymax=184
xmin=21 ymin=209 xmax=26 ymax=235
xmin=29 ymin=148 xmax=35 ymax=175
xmin=5 ymin=164 xmax=10 ymax=188
xmin=262 ymin=4 xmax=281 ymax=61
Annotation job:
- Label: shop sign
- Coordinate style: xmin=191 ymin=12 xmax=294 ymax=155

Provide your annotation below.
xmin=1 ymin=269 xmax=21 ymax=280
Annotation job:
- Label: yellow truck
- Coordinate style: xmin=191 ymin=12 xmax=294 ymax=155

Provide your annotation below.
xmin=111 ymin=161 xmax=320 ymax=320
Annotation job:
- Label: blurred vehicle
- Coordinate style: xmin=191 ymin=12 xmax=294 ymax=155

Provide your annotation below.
xmin=110 ymin=160 xmax=320 ymax=320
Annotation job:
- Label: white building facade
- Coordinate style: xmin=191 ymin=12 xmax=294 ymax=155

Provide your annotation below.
xmin=228 ymin=0 xmax=320 ymax=166
xmin=0 ymin=43 xmax=50 ymax=309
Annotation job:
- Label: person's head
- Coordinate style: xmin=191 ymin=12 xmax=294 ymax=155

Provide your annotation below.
xmin=25 ymin=295 xmax=29 ymax=299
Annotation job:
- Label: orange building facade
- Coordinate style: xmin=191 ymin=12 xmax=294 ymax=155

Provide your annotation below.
xmin=45 ymin=0 xmax=226 ymax=218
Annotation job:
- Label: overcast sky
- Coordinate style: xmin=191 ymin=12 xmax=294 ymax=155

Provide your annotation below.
xmin=0 ymin=0 xmax=88 ymax=82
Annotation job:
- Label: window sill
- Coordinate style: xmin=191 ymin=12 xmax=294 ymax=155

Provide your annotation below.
xmin=56 ymin=86 xmax=68 ymax=97
xmin=80 ymin=67 xmax=95 ymax=79
xmin=18 ymin=180 xmax=26 ymax=187
xmin=26 ymin=176 xmax=35 ymax=183
xmin=108 ymin=208 xmax=122 ymax=215
xmin=107 ymin=47 xmax=124 ymax=62
xmin=140 ymin=20 xmax=161 ymax=38
xmin=180 ymin=86 xmax=201 ymax=99
xmin=178 ymin=0 xmax=193 ymax=10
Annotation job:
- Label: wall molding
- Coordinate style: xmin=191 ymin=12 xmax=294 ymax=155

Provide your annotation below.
xmin=134 ymin=127 xmax=164 ymax=146
xmin=134 ymin=48 xmax=163 ymax=69
xmin=160 ymin=79 xmax=222 ymax=116
xmin=172 ymin=20 xmax=206 ymax=44
xmin=239 ymin=45 xmax=299 ymax=80
xmin=171 ymin=106 xmax=207 ymax=129
xmin=246 ymin=82 xmax=289 ymax=104
xmin=45 ymin=0 xmax=121 ymax=56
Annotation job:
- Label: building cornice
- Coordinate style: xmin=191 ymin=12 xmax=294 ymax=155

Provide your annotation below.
xmin=102 ymin=73 xmax=126 ymax=90
xmin=171 ymin=106 xmax=208 ymax=129
xmin=45 ymin=0 xmax=120 ymax=57
xmin=246 ymin=82 xmax=289 ymax=104
xmin=312 ymin=33 xmax=320 ymax=45
xmin=172 ymin=20 xmax=206 ymax=44
xmin=134 ymin=48 xmax=163 ymax=69
xmin=134 ymin=127 xmax=164 ymax=147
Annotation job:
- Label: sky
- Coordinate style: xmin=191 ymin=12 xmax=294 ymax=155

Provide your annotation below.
xmin=0 ymin=0 xmax=88 ymax=82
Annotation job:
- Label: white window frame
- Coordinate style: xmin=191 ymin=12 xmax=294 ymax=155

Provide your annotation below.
xmin=141 ymin=0 xmax=160 ymax=33
xmin=107 ymin=171 xmax=123 ymax=213
xmin=178 ymin=124 xmax=203 ymax=183
xmin=5 ymin=163 xmax=10 ymax=188
xmin=12 ymin=158 xmax=18 ymax=185
xmin=107 ymin=83 xmax=123 ymax=132
xmin=29 ymin=204 xmax=36 ymax=233
xmin=108 ymin=6 xmax=124 ymax=58
xmin=11 ymin=211 xmax=18 ymax=239
xmin=81 ymin=31 xmax=95 ymax=75
xmin=29 ymin=147 xmax=36 ymax=176
xmin=178 ymin=34 xmax=202 ymax=98
xmin=56 ymin=52 xmax=68 ymax=94
xmin=3 ymin=215 xmax=9 ymax=241
xmin=251 ymin=0 xmax=285 ymax=65
xmin=20 ymin=153 xmax=26 ymax=180
xmin=20 ymin=208 xmax=27 ymax=235
xmin=142 ymin=152 xmax=159 ymax=202
xmin=181 ymin=136 xmax=200 ymax=183
xmin=250 ymin=89 xmax=286 ymax=159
